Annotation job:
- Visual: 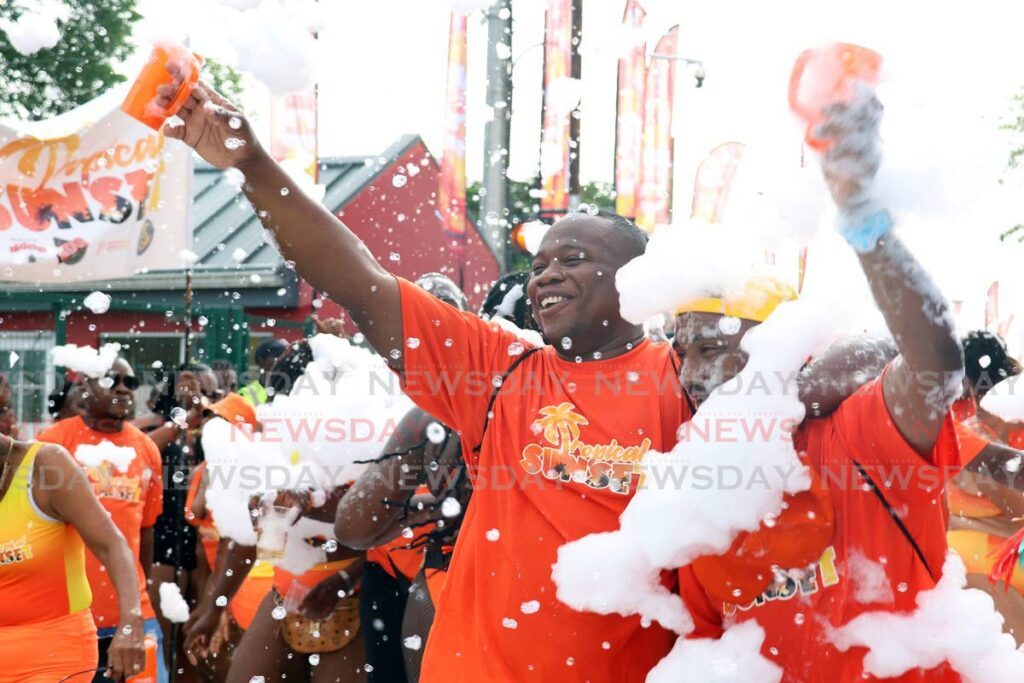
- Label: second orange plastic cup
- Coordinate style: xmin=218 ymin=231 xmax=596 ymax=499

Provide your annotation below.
xmin=788 ymin=42 xmax=882 ymax=151
xmin=121 ymin=43 xmax=204 ymax=131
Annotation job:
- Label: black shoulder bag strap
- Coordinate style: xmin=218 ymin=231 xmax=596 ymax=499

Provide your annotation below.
xmin=850 ymin=456 xmax=938 ymax=582
xmin=473 ymin=347 xmax=542 ymax=454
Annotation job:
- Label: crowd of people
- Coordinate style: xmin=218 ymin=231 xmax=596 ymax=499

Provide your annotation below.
xmin=1 ymin=71 xmax=1024 ymax=683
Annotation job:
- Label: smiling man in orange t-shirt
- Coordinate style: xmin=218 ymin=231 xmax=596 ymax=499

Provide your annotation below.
xmin=156 ymin=67 xmax=706 ymax=680
xmin=38 ymin=357 xmax=166 ymax=682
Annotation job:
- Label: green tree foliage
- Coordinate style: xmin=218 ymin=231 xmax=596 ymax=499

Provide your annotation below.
xmin=0 ymin=0 xmax=141 ymax=121
xmin=465 ymin=178 xmax=536 ymax=229
xmin=1002 ymin=86 xmax=1024 ymax=170
xmin=578 ymin=181 xmax=616 ymax=211
xmin=204 ymin=58 xmax=244 ymax=105
xmin=465 ymin=179 xmax=617 ymax=229
xmin=999 ymin=86 xmax=1024 ymax=242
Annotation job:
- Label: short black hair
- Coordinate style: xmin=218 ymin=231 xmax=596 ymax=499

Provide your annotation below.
xmin=48 ymin=380 xmax=75 ymax=417
xmin=962 ymin=330 xmax=1021 ymax=399
xmin=255 ymin=337 xmax=289 ymax=363
xmin=574 ymin=206 xmax=649 ymax=260
xmin=266 ymin=340 xmax=314 ymax=398
xmin=480 ymin=271 xmax=540 ymax=332
xmin=415 ymin=272 xmax=469 ymax=311
xmin=170 ymin=362 xmax=217 ymax=398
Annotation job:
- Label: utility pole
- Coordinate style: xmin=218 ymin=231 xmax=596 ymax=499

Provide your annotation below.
xmin=568 ymin=0 xmax=582 ymax=208
xmin=481 ymin=0 xmax=513 ymax=273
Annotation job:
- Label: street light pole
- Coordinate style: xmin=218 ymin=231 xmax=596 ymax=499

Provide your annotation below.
xmin=482 ymin=0 xmax=513 ymax=273
xmin=568 ymin=0 xmax=582 ymax=206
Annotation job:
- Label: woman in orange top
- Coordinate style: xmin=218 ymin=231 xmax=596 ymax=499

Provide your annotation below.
xmin=181 ymin=391 xmax=274 ymax=680
xmin=216 ymin=342 xmax=368 ymax=682
xmin=182 ymin=458 xmax=275 ymax=681
xmin=0 ymin=434 xmax=146 ymax=682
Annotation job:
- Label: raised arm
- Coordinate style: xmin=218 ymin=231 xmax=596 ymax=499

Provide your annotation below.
xmin=818 ymin=93 xmax=963 ymax=455
xmin=35 ymin=444 xmax=147 ymax=680
xmin=157 ymin=71 xmax=403 ymax=363
xmin=965 ymin=441 xmax=1024 ymax=494
xmin=335 ymin=407 xmax=450 ymax=549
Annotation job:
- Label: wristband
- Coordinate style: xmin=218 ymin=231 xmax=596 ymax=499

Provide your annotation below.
xmin=840 ymin=209 xmax=892 ymax=254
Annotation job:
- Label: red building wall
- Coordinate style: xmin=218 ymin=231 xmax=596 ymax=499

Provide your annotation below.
xmin=257 ymin=138 xmax=500 ymax=328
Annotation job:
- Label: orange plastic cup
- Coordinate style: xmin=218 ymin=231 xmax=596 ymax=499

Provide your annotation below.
xmin=125 ymin=633 xmax=159 ymax=682
xmin=122 ymin=43 xmax=204 ymax=130
xmin=788 ymin=43 xmax=882 ymax=151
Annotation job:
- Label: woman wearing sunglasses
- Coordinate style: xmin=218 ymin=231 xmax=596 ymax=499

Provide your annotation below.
xmin=35 ymin=358 xmax=165 ymax=682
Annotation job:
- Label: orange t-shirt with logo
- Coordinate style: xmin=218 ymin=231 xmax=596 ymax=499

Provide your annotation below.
xmin=683 ymin=370 xmax=961 ymax=682
xmin=37 ymin=417 xmax=163 ymax=627
xmin=396 ymin=277 xmax=702 ymax=682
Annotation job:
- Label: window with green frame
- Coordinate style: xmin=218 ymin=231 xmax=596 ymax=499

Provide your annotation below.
xmin=0 ymin=331 xmax=55 ymax=436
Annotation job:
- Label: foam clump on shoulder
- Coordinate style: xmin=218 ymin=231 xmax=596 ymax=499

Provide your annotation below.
xmin=488 ymin=316 xmax=545 ymax=348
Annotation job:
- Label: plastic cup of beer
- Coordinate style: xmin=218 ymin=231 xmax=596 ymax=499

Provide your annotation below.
xmin=788 ymin=42 xmax=882 ymax=151
xmin=282 ymin=580 xmax=311 ymax=614
xmin=121 ymin=42 xmax=204 ymax=130
xmin=256 ymin=505 xmax=295 ymax=564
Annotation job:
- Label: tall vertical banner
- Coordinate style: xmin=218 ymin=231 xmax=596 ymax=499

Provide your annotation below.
xmin=539 ymin=0 xmax=573 ymax=213
xmin=439 ymin=13 xmax=469 ymax=250
xmin=635 ymin=25 xmax=679 ymax=231
xmin=986 ymin=281 xmax=999 ymax=330
xmin=270 ymin=89 xmax=318 ymax=182
xmin=613 ymin=0 xmax=647 ymax=219
xmin=690 ymin=142 xmax=745 ymax=224
xmin=0 ymin=92 xmax=190 ymax=283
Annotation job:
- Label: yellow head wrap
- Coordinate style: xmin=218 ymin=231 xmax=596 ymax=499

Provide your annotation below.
xmin=674 ymin=275 xmax=798 ymax=323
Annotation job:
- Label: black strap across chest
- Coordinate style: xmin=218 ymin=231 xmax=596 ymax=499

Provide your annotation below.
xmin=472 ymin=347 xmax=542 ymax=454
xmin=850 ymin=456 xmax=938 ymax=582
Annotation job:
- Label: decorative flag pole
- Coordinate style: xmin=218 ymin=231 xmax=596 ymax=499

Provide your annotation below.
xmin=439 ymin=11 xmax=469 ymax=287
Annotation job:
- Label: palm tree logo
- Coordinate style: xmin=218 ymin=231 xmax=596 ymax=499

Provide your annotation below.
xmin=533 ymin=402 xmax=589 ymax=452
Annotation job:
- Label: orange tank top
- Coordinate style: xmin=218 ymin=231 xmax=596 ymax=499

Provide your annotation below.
xmin=184 ymin=462 xmax=220 ymax=570
xmin=0 ymin=443 xmax=92 ymax=626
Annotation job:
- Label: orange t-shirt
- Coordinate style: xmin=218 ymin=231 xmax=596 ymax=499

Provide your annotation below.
xmin=396 ymin=277 xmax=698 ymax=682
xmin=951 ymin=396 xmax=976 ymax=423
xmin=36 ymin=417 xmax=163 ymax=627
xmin=684 ymin=370 xmax=962 ymax=682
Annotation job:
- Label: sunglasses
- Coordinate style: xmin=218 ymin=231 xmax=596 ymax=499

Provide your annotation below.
xmin=100 ymin=373 xmax=141 ymax=391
